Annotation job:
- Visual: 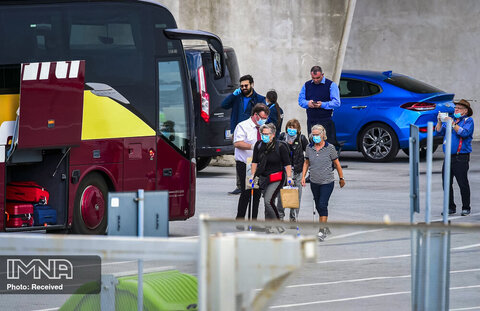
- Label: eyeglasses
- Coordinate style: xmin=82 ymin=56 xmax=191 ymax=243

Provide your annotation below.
xmin=240 ymin=84 xmax=250 ymax=88
xmin=454 ymin=106 xmax=466 ymax=110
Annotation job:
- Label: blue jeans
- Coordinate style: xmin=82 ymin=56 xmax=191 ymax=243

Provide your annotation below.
xmin=310 ymin=182 xmax=334 ymax=217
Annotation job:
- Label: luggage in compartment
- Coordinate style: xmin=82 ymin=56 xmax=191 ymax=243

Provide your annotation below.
xmin=33 ymin=205 xmax=57 ymax=226
xmin=6 ymin=181 xmax=49 ymax=204
xmin=5 ymin=203 xmax=34 ymax=228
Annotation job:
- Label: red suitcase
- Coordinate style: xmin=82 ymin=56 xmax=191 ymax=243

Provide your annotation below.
xmin=5 ymin=203 xmax=34 ymax=228
xmin=6 ymin=181 xmax=49 ymax=204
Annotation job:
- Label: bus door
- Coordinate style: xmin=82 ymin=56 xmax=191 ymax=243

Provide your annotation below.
xmin=159 ymin=29 xmax=226 ymax=219
xmin=157 ymin=59 xmax=192 ymax=219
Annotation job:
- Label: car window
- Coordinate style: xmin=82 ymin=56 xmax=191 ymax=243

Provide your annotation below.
xmin=340 ymin=78 xmax=381 ymax=98
xmin=205 ymin=49 xmax=239 ymax=90
xmin=367 ymin=83 xmax=380 ymax=95
xmin=339 ymin=79 xmax=365 ymax=97
xmin=384 ymin=75 xmax=443 ymax=94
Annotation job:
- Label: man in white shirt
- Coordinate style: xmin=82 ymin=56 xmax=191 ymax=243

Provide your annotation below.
xmin=234 ymin=103 xmax=270 ymax=220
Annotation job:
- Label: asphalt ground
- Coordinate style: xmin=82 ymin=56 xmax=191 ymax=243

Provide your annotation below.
xmin=170 ymin=141 xmax=480 ymax=310
xmin=4 ymin=142 xmax=479 ymax=311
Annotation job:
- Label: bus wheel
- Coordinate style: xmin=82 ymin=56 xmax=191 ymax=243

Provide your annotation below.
xmin=72 ymin=172 xmax=108 ymax=235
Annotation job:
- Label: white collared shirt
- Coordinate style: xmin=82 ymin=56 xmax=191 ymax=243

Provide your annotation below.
xmin=233 ymin=117 xmax=259 ymax=163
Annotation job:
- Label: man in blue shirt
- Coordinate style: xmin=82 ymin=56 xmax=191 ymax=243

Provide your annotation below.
xmin=435 ymin=99 xmax=474 ymax=216
xmin=222 ymin=75 xmax=266 ymax=194
xmin=222 ymin=75 xmax=266 ymax=134
xmin=298 ymin=66 xmax=341 ymax=145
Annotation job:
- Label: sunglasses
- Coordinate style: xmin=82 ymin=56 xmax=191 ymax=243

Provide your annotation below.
xmin=240 ymin=84 xmax=250 ymax=88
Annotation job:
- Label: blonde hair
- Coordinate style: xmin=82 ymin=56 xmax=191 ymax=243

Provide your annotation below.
xmin=309 ymin=124 xmax=327 ymax=141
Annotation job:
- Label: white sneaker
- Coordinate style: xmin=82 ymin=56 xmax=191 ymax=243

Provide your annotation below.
xmin=317 ymin=230 xmax=325 ymax=242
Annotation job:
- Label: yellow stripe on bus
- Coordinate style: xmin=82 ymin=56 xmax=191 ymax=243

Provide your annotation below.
xmin=82 ymin=91 xmax=155 ymax=140
xmin=0 ymin=94 xmax=19 ymax=124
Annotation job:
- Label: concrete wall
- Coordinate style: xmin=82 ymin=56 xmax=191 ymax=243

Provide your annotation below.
xmin=158 ymin=0 xmax=351 ymax=132
xmin=158 ymin=0 xmax=479 ymax=139
xmin=344 ymin=0 xmax=480 ymax=139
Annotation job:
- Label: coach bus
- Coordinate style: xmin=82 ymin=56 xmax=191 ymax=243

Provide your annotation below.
xmin=0 ymin=0 xmax=225 ymax=234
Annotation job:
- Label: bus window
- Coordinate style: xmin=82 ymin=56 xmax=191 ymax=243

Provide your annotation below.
xmin=158 ymin=60 xmax=188 ymax=154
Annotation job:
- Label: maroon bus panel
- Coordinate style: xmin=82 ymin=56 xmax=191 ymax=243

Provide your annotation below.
xmin=0 ymin=163 xmax=4 ymax=230
xmin=17 ymin=61 xmax=85 ymax=149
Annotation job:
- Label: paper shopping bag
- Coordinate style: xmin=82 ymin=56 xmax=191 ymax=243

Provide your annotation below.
xmin=280 ymin=187 xmax=299 ymax=209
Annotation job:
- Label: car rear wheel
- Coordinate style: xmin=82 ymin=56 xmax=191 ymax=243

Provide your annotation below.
xmin=359 ymin=123 xmax=399 ymax=162
xmin=72 ymin=172 xmax=108 ymax=235
xmin=196 ymin=156 xmax=212 ymax=172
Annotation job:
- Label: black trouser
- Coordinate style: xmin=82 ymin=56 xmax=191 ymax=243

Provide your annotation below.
xmin=307 ymin=118 xmax=339 ymax=148
xmin=442 ymin=153 xmax=470 ymax=211
xmin=235 ymin=161 xmax=261 ymax=219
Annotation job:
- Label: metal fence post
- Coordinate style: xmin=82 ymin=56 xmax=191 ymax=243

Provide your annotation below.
xmin=443 ymin=120 xmax=452 ymax=223
xmin=137 ymin=189 xmax=144 ymax=311
xmin=198 ymin=214 xmax=209 ymax=311
xmin=425 ymin=122 xmax=433 ymax=224
xmin=101 ymin=274 xmax=118 ymax=311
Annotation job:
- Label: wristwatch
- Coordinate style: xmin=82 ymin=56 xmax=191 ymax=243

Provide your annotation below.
xmin=339 ymin=177 xmax=345 ymax=180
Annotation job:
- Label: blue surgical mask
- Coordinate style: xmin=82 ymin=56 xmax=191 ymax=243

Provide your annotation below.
xmin=257 ymin=118 xmax=266 ymax=126
xmin=312 ymin=135 xmax=322 ymax=144
xmin=261 ymin=134 xmax=270 ymax=143
xmin=453 ymin=113 xmax=462 ymax=118
xmin=287 ymin=128 xmax=297 ymax=136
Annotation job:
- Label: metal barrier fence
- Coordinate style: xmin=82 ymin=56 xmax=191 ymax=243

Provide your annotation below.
xmin=1 ymin=217 xmax=479 ymax=311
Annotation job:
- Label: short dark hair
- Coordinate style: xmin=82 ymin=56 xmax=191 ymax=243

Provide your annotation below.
xmin=239 ymin=75 xmax=254 ymax=84
xmin=310 ymin=66 xmax=323 ymax=74
xmin=266 ymin=90 xmax=277 ymax=103
xmin=285 ymin=118 xmax=301 ymax=133
xmin=251 ymin=103 xmax=270 ymax=116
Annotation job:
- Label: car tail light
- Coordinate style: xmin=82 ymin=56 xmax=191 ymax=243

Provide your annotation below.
xmin=419 ymin=127 xmax=428 ymax=133
xmin=197 ymin=66 xmax=210 ymax=123
xmin=400 ymin=102 xmax=436 ymax=111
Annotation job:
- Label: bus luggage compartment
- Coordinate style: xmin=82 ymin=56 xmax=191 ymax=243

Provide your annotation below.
xmin=5 ymin=149 xmax=68 ymax=232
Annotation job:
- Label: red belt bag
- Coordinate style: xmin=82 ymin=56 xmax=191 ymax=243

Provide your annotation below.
xmin=269 ymin=171 xmax=283 ymax=183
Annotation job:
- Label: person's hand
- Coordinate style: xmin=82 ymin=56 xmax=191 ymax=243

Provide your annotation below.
xmin=249 ymin=175 xmax=255 ymax=187
xmin=307 ymin=100 xmax=316 ymax=108
xmin=315 ymin=101 xmax=323 ymax=108
xmin=339 ymin=178 xmax=345 ymax=188
xmin=444 ymin=116 xmax=453 ymax=123
xmin=233 ymin=88 xmax=241 ymax=96
xmin=301 ymin=177 xmax=306 ymax=187
xmin=437 ymin=112 xmax=442 ymax=122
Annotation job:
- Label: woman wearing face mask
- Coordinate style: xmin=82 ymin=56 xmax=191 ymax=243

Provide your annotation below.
xmin=435 ymin=99 xmax=474 ymax=216
xmin=301 ymin=124 xmax=345 ymax=241
xmin=277 ymin=119 xmax=309 ymax=222
xmin=251 ymin=123 xmax=292 ymax=228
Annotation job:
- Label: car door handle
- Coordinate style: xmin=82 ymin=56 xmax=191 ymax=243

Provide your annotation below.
xmin=352 ymin=105 xmax=367 ymax=109
xmin=163 ymin=168 xmax=173 ymax=176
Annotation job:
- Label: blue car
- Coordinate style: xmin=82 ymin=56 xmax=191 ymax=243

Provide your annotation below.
xmin=333 ymin=70 xmax=455 ymax=162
